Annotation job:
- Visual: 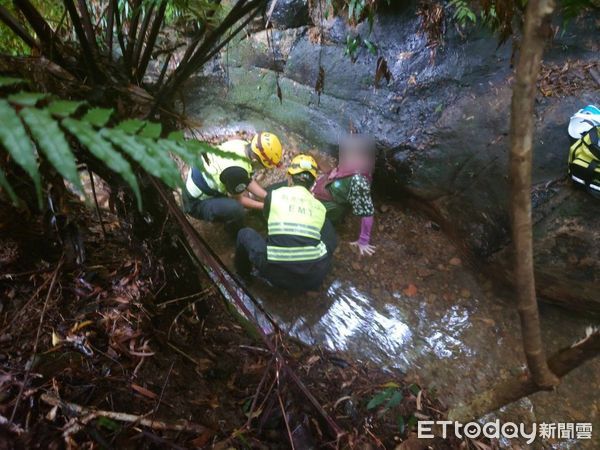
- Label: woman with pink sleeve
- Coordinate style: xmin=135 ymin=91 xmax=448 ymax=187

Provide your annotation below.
xmin=312 ymin=135 xmax=377 ymax=256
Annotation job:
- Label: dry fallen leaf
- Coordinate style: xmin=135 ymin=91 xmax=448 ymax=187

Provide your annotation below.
xmin=131 ymin=383 xmax=158 ymax=399
xmin=403 ymin=284 xmax=418 ymax=297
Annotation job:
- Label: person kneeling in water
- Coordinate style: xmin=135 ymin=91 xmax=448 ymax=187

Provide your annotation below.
xmin=182 ymin=132 xmax=283 ymax=235
xmin=235 ymin=154 xmax=337 ymax=292
xmin=313 ymin=134 xmax=377 ymax=256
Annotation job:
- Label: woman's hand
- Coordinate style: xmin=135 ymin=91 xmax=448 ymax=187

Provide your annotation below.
xmin=350 ymin=241 xmax=376 ymax=256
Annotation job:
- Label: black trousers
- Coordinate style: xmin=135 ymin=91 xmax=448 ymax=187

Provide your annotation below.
xmin=182 ymin=189 xmax=245 ymax=234
xmin=235 ymin=221 xmax=338 ymax=292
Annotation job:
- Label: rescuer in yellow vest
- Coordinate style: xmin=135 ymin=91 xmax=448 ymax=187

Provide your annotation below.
xmin=182 ymin=132 xmax=283 ymax=235
xmin=235 ymin=154 xmax=338 ymax=291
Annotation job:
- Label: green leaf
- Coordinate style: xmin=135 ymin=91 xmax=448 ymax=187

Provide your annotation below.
xmin=0 ymin=166 xmax=19 ymax=205
xmin=386 ymin=390 xmax=403 ymax=409
xmin=398 ymin=416 xmax=405 ymax=434
xmin=96 ymin=416 xmax=120 ymax=431
xmin=82 ymin=108 xmax=113 ymax=127
xmin=0 ymin=99 xmax=41 ymax=205
xmin=47 ymin=100 xmax=85 ymax=118
xmin=364 ymin=38 xmax=377 ymax=55
xmin=101 ymin=128 xmax=181 ymax=189
xmin=20 ymin=107 xmax=84 ymax=194
xmin=8 ymin=92 xmax=50 ymax=107
xmin=63 ymin=118 xmax=141 ymax=210
xmin=408 ymin=384 xmax=421 ymax=396
xmin=116 ymin=119 xmax=146 ymax=134
xmin=406 ymin=415 xmax=418 ymax=431
xmin=167 ymin=130 xmax=185 ymax=142
xmin=0 ymin=76 xmax=26 ymax=88
xmin=139 ymin=122 xmax=162 ymax=139
xmin=158 ymin=139 xmax=202 ymax=167
xmin=367 ymin=389 xmax=393 ymax=410
xmin=139 ymin=137 xmax=184 ymax=188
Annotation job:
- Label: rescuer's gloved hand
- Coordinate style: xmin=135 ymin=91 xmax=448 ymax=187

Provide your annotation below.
xmin=350 ymin=241 xmax=376 ymax=256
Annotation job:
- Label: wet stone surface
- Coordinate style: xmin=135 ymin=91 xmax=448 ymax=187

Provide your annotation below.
xmin=188 ymin=170 xmax=599 ymax=449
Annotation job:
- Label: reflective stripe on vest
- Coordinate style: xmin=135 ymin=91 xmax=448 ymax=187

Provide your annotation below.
xmin=267 ymin=242 xmax=328 ymax=262
xmin=186 ymin=168 xmax=205 ymax=198
xmin=267 ymin=186 xmax=327 ymax=262
xmin=568 ymin=126 xmax=600 ymax=191
xmin=187 ymin=139 xmax=253 ymax=198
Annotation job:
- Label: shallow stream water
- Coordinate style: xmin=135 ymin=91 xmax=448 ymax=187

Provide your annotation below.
xmin=184 ymin=133 xmax=599 ymax=448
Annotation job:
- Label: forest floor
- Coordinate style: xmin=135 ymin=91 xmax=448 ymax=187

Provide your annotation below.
xmin=0 ymin=184 xmax=477 ymax=449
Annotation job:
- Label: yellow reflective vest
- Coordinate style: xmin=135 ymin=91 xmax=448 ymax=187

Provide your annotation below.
xmin=186 ymin=139 xmax=253 ymax=198
xmin=267 ymin=186 xmax=328 ymax=262
xmin=568 ymin=126 xmax=600 ymax=193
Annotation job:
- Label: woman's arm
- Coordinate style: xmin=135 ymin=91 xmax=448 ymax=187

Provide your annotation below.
xmin=235 ymin=193 xmax=264 ymax=210
xmin=350 ymin=216 xmax=376 ymax=256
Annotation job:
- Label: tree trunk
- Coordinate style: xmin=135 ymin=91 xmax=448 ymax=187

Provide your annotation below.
xmin=448 ymin=329 xmax=600 ymax=422
xmin=509 ymin=0 xmax=558 ymax=389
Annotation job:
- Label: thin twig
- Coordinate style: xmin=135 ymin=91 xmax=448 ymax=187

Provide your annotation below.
xmin=10 ymin=257 xmax=63 ymax=424
xmin=244 ymin=356 xmax=275 ymax=428
xmin=166 ymin=341 xmax=202 ymax=366
xmin=1 ymin=269 xmax=54 ymax=334
xmin=40 ymin=393 xmax=209 ymax=433
xmin=156 ymin=288 xmax=211 ymax=308
xmin=167 ymin=300 xmax=201 ymax=339
xmin=0 ymin=267 xmax=53 ymax=280
xmin=150 ymin=359 xmax=174 ymax=426
xmin=277 ymin=388 xmax=295 ymax=450
xmin=88 ymin=169 xmax=107 ymax=239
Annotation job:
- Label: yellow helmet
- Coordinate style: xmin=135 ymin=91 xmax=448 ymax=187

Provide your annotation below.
xmin=288 ymin=154 xmax=318 ymax=179
xmin=251 ymin=132 xmax=282 ymax=168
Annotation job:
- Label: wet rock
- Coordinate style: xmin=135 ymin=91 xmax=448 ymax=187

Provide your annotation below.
xmin=268 ymin=0 xmax=311 ymax=29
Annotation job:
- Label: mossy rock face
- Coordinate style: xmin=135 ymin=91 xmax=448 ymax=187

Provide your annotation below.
xmin=183 ymin=7 xmax=600 ymax=312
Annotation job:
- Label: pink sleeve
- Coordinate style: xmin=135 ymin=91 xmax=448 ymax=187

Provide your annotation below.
xmin=358 ymin=216 xmax=374 ymax=245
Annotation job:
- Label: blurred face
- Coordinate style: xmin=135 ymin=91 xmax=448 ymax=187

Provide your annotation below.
xmin=338 ymin=135 xmax=376 ymax=174
xmin=339 ymin=149 xmax=375 ymax=174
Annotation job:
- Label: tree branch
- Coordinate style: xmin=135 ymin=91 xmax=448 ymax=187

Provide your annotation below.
xmin=0 ymin=5 xmax=39 ymax=50
xmin=449 ymin=329 xmax=600 ymax=422
xmin=105 ymin=0 xmax=115 ymax=60
xmin=123 ymin=0 xmax=143 ymax=77
xmin=40 ymin=393 xmax=210 ymax=433
xmin=13 ymin=0 xmax=66 ymax=66
xmin=131 ymin=2 xmax=155 ymax=76
xmin=113 ymin=0 xmax=126 ymax=57
xmin=76 ymin=0 xmax=100 ymax=57
xmin=63 ymin=0 xmax=101 ymax=81
xmin=134 ymin=0 xmax=168 ymax=83
xmin=508 ymin=0 xmax=557 ymax=388
xmin=155 ymin=0 xmax=265 ymax=110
